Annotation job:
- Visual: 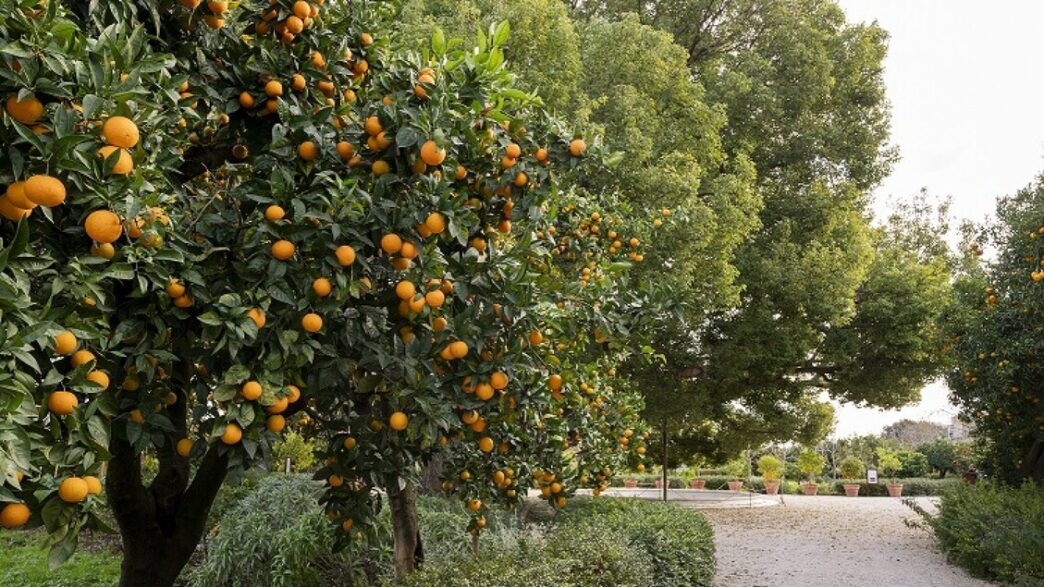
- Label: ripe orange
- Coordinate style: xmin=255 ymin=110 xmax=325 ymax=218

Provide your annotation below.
xmin=287 ymin=384 xmax=301 ymax=403
xmin=468 ymin=499 xmax=482 ymax=512
xmin=266 ymin=415 xmax=286 ymax=433
xmin=166 ymin=279 xmax=186 ymax=298
xmin=360 ymin=32 xmax=373 ymax=45
xmin=84 ymin=210 xmax=123 ymax=243
xmin=454 ymin=165 xmax=467 ymax=180
xmin=176 ymin=438 xmax=193 ymax=457
xmin=372 ymin=160 xmax=390 ymax=175
xmin=505 ymin=143 xmax=521 ymax=159
xmin=549 ymin=374 xmax=563 ymax=391
xmin=449 ymin=340 xmax=469 ymax=359
xmin=0 ymin=196 xmax=30 ymax=220
xmin=313 ymin=277 xmax=332 ymax=297
xmin=569 ymin=139 xmax=586 ymax=156
xmin=6 ymin=94 xmax=44 ymax=125
xmin=239 ymin=91 xmax=255 ymax=108
xmin=47 ymin=390 xmax=78 ymax=415
xmin=241 ymin=380 xmax=263 ymax=400
xmin=4 ymin=182 xmax=34 ymax=209
xmin=298 ymin=141 xmax=318 ymax=161
xmin=207 ymin=0 xmax=227 ymax=13
xmin=335 ymin=245 xmax=356 ymax=266
xmin=301 ymin=312 xmax=323 ymax=332
xmin=336 ymin=142 xmax=355 ymax=160
xmin=364 ymin=116 xmax=382 ymax=136
xmin=54 ymin=331 xmax=77 ymax=355
xmin=0 ymin=503 xmax=30 ymax=529
xmin=399 ymin=241 xmax=418 ymax=259
xmin=529 ymin=330 xmax=544 ymax=345
xmin=220 ymin=423 xmax=242 ymax=445
xmin=265 ymin=205 xmax=285 ymax=221
xmin=97 ymin=145 xmax=134 ymax=175
xmin=514 ymin=172 xmax=528 ymax=187
xmin=24 ymin=175 xmax=66 ymax=207
xmin=86 ymin=370 xmax=109 ymax=390
xmin=535 ymin=147 xmax=549 ymax=163
xmin=395 ymin=280 xmax=416 ymax=300
xmin=475 ymin=383 xmax=494 ymax=401
xmin=271 ymin=239 xmax=295 ymax=260
xmin=266 ymin=397 xmax=289 ymax=414
xmin=102 ymin=116 xmax=140 ymax=148
xmin=424 ymin=212 xmax=447 ymax=234
xmin=84 ymin=475 xmax=102 ymax=495
xmin=381 ymin=233 xmax=402 ymax=254
xmin=285 ymin=15 xmax=304 ymax=34
xmin=389 ymin=411 xmax=409 ymax=431
xmin=70 ymin=349 xmax=95 ymax=367
xmin=58 ymin=477 xmax=89 ymax=503
xmin=432 ymin=316 xmax=448 ymax=331
xmin=478 ymin=437 xmax=494 ymax=452
xmin=291 ymin=73 xmax=306 ymax=91
xmin=419 ymin=140 xmax=446 ymax=166
xmin=243 ymin=308 xmax=265 ymax=329
xmin=490 ymin=371 xmax=509 ymax=390
xmin=424 ymin=289 xmax=445 ymax=308
xmin=265 ymin=80 xmax=283 ymax=97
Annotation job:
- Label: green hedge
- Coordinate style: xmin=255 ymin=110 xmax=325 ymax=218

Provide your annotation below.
xmin=830 ymin=477 xmax=959 ymax=496
xmin=923 ymin=483 xmax=1044 ymax=585
xmin=615 ymin=475 xmax=959 ymax=496
xmin=398 ymin=498 xmax=715 ymax=587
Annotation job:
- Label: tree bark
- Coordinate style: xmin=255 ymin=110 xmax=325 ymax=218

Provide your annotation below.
xmin=387 ymin=479 xmax=424 ymax=577
xmin=1024 ymin=439 xmax=1044 ymax=483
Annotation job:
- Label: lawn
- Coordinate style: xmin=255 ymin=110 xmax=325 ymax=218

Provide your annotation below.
xmin=0 ymin=530 xmax=121 ymax=587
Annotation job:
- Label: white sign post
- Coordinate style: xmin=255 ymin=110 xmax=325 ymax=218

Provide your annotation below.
xmin=867 ymin=469 xmax=878 ymax=484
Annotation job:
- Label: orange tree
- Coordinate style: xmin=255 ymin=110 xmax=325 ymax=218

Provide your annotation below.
xmin=0 ymin=0 xmax=651 ymax=584
xmin=946 ymin=175 xmax=1044 ymax=484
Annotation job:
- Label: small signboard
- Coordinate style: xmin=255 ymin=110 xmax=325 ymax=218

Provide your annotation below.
xmin=867 ymin=469 xmax=878 ymax=484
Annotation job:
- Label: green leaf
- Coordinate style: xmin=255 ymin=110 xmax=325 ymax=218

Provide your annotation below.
xmin=48 ymin=529 xmax=78 ymax=569
xmin=431 ymin=28 xmax=446 ymax=56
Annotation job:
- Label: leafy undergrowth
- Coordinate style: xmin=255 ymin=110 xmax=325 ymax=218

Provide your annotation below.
xmin=912 ymin=482 xmax=1044 ymax=586
xmin=0 ymin=529 xmax=121 ymax=587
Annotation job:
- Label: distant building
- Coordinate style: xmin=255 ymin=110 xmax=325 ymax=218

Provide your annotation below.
xmin=947 ymin=417 xmax=971 ymax=441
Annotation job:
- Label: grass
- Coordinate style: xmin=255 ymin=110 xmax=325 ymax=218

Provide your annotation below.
xmin=0 ymin=530 xmax=121 ymax=587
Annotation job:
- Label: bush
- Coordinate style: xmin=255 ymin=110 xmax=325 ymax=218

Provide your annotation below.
xmin=190 ymin=475 xmax=357 ymax=587
xmin=756 ymin=455 xmax=783 ymax=482
xmin=919 ymin=483 xmax=1044 ymax=585
xmin=832 ymin=477 xmax=959 ymax=496
xmin=270 ymin=431 xmax=318 ymax=473
xmin=399 ymin=498 xmax=715 ymax=587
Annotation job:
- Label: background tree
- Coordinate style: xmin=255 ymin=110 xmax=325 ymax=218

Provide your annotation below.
xmin=0 ymin=1 xmax=653 ymax=584
xmin=881 ymin=419 xmax=948 ymax=447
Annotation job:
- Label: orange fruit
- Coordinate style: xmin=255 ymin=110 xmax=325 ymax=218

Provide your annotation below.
xmin=176 ymin=438 xmax=193 ymax=457
xmin=287 ymin=384 xmax=301 ymax=403
xmin=343 ymin=437 xmax=357 ymax=449
xmin=475 ymin=383 xmax=494 ymax=401
xmin=291 ymin=73 xmax=306 ymax=91
xmin=84 ymin=475 xmax=102 ymax=495
xmin=419 ymin=140 xmax=446 ymax=166
xmin=86 ymin=371 xmax=109 ymax=390
xmin=549 ymin=374 xmax=563 ymax=391
xmin=372 ymin=160 xmax=390 ymax=175
xmin=101 ymin=116 xmax=139 ymax=148
xmin=4 ymin=182 xmax=34 ymax=209
xmin=424 ymin=212 xmax=447 ymax=234
xmin=490 ymin=371 xmax=508 ymax=390
xmin=58 ymin=477 xmax=89 ymax=503
xmin=70 ymin=349 xmax=95 ymax=367
xmin=265 ymin=205 xmax=285 ymax=221
xmin=264 ymin=80 xmax=283 ymax=97
xmin=0 ymin=503 xmax=30 ymax=529
xmin=335 ymin=245 xmax=356 ymax=266
xmin=239 ymin=91 xmax=255 ymax=108
xmin=247 ymin=307 xmax=266 ymax=328
xmin=336 ymin=142 xmax=355 ymax=160
xmin=5 ymin=94 xmax=44 ymax=124
xmin=360 ymin=32 xmax=373 ymax=45
xmin=424 ymin=289 xmax=445 ymax=308
xmin=569 ymin=139 xmax=586 ymax=156
xmin=266 ymin=397 xmax=289 ymax=414
xmin=432 ymin=316 xmax=448 ymax=331
xmin=535 ymin=147 xmax=549 ymax=163
xmin=47 ymin=391 xmax=78 ymax=415
xmin=166 ymin=279 xmax=186 ymax=298
xmin=285 ymin=15 xmax=304 ymax=33
xmin=173 ymin=295 xmax=194 ymax=308
xmin=478 ymin=437 xmax=494 ymax=452
xmin=468 ymin=499 xmax=481 ymax=511
xmin=0 ymin=196 xmax=30 ymax=220
xmin=454 ymin=165 xmax=467 ymax=180
xmin=301 ymin=313 xmax=323 ymax=332
xmin=97 ymin=145 xmax=134 ymax=175
xmin=389 ymin=411 xmax=408 ymax=431
xmin=449 ymin=340 xmax=469 ymax=359
xmin=220 ymin=423 xmax=242 ymax=445
xmin=514 ymin=172 xmax=528 ymax=187
xmin=364 ymin=116 xmax=382 ymax=136
xmin=54 ymin=331 xmax=77 ymax=355
xmin=505 ymin=143 xmax=521 ymax=159
xmin=529 ymin=330 xmax=544 ymax=345
xmin=24 ymin=175 xmax=66 ymax=207
xmin=381 ymin=233 xmax=402 ymax=254
xmin=298 ymin=141 xmax=318 ymax=161
xmin=271 ymin=239 xmax=295 ymax=260
xmin=84 ymin=210 xmax=123 ymax=243
xmin=241 ymin=380 xmax=263 ymax=400
xmin=266 ymin=415 xmax=286 ymax=433
xmin=313 ymin=277 xmax=332 ymax=297
xmin=395 ymin=280 xmax=416 ymax=300
xmin=207 ymin=0 xmax=227 ymax=13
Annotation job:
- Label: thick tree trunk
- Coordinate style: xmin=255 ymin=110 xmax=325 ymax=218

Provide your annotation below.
xmin=387 ymin=479 xmax=424 ymax=577
xmin=1024 ymin=439 xmax=1044 ymax=483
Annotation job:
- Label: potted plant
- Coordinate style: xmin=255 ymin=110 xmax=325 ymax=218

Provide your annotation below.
xmin=877 ymin=448 xmax=903 ymax=497
xmin=839 ymin=456 xmax=865 ymax=497
xmin=757 ymin=454 xmax=783 ymax=495
xmin=623 ymin=463 xmax=643 ymax=488
xmin=724 ymin=457 xmax=747 ymax=491
xmin=690 ymin=458 xmax=707 ymax=489
xmin=796 ymin=449 xmax=825 ymax=496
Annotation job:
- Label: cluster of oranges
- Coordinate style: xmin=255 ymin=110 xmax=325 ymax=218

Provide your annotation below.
xmin=178 ymin=0 xmax=235 ymax=30
xmin=252 ymin=0 xmax=325 ymax=45
xmin=0 ymin=94 xmax=69 ymax=219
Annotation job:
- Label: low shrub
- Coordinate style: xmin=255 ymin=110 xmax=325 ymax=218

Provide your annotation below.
xmin=918 ymin=482 xmax=1044 ymax=585
xmin=831 ymin=477 xmax=958 ymax=496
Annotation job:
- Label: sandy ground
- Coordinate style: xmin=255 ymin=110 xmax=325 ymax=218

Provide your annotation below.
xmin=698 ymin=495 xmax=994 ymax=587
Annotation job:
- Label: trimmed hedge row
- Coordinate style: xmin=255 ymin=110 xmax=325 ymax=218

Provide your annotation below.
xmin=615 ymin=475 xmax=959 ymax=496
xmin=398 ymin=498 xmax=715 ymax=587
xmin=923 ymin=482 xmax=1044 ymax=586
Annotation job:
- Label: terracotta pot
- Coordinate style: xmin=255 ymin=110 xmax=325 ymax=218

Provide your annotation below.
xmin=886 ymin=483 xmax=904 ymax=497
xmin=623 ymin=478 xmax=638 ymax=488
xmin=843 ymin=483 xmax=861 ymax=497
xmin=654 ymin=478 xmax=665 ymax=489
xmin=764 ymin=481 xmax=780 ymax=495
xmin=690 ymin=479 xmax=706 ymax=490
xmin=727 ymin=480 xmax=744 ymax=492
xmin=802 ymin=483 xmax=819 ymax=496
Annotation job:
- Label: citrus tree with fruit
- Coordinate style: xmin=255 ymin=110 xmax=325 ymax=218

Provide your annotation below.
xmin=0 ymin=1 xmax=651 ymax=584
xmin=946 ymin=175 xmax=1044 ymax=484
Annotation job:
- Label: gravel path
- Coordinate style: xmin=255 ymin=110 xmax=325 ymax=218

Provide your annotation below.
xmin=698 ymin=495 xmax=993 ymax=587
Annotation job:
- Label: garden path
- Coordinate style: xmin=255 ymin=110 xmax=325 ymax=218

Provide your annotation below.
xmin=698 ymin=495 xmax=994 ymax=587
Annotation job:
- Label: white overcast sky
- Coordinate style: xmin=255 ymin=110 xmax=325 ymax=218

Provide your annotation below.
xmin=829 ymin=1 xmax=1044 ymax=436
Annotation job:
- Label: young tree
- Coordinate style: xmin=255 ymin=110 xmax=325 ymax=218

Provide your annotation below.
xmin=0 ymin=1 xmax=650 ymax=584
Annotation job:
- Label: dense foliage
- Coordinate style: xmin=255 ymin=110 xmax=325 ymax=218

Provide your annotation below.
xmin=945 ymin=175 xmax=1044 ymax=482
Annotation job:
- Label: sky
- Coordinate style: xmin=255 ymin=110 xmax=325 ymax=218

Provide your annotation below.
xmin=828 ymin=1 xmax=1044 ymax=436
